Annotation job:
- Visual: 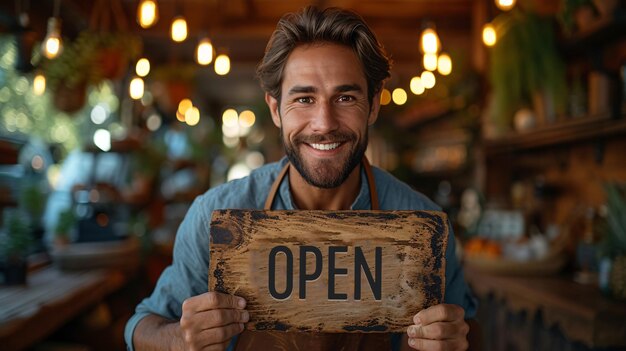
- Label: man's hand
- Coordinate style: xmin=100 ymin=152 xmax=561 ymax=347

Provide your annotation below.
xmin=406 ymin=304 xmax=469 ymax=351
xmin=179 ymin=291 xmax=249 ymax=351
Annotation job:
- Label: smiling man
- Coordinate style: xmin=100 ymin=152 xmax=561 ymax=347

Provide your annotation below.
xmin=126 ymin=6 xmax=478 ymax=351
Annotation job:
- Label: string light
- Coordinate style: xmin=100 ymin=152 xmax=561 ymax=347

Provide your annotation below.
xmin=171 ymin=16 xmax=188 ymax=42
xmin=136 ymin=58 xmax=150 ymax=77
xmin=410 ymin=76 xmax=425 ymax=95
xmin=420 ymin=27 xmax=440 ymax=54
xmin=437 ymin=53 xmax=452 ymax=76
xmin=423 ymin=53 xmax=438 ymax=71
xmin=42 ymin=17 xmax=62 ymax=59
xmin=421 ymin=71 xmax=436 ymax=89
xmin=392 ymin=88 xmax=407 ymax=105
xmin=196 ymin=38 xmax=214 ymax=65
xmin=380 ymin=88 xmax=392 ymax=105
xmin=129 ymin=77 xmax=144 ymax=100
xmin=33 ymin=73 xmax=46 ymax=95
xmin=482 ymin=23 xmax=497 ymax=47
xmin=215 ymin=54 xmax=230 ymax=75
xmin=137 ymin=0 xmax=158 ymax=28
xmin=495 ymin=0 xmax=516 ymax=11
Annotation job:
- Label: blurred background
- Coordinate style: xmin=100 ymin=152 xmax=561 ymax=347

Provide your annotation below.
xmin=0 ymin=0 xmax=625 ymax=350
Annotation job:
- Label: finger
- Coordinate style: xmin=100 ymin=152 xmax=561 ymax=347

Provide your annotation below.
xmin=408 ymin=337 xmax=468 ymax=351
xmin=202 ymin=322 xmax=245 ymax=344
xmin=407 ymin=320 xmax=469 ymax=340
xmin=203 ymin=308 xmax=250 ymax=328
xmin=414 ymin=304 xmax=464 ymax=326
xmin=185 ymin=292 xmax=247 ymax=312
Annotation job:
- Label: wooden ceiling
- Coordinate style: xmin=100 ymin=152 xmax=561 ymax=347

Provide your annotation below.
xmin=0 ymin=0 xmax=478 ymax=107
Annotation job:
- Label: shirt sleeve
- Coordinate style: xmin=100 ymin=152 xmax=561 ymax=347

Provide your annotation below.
xmin=443 ymin=221 xmax=478 ymax=319
xmin=124 ymin=196 xmax=212 ymax=351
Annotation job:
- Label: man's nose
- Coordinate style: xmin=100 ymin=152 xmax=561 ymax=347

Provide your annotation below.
xmin=310 ymin=102 xmax=339 ymax=133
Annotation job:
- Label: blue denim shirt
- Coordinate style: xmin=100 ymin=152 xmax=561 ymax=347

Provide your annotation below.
xmin=125 ymin=157 xmax=477 ymax=350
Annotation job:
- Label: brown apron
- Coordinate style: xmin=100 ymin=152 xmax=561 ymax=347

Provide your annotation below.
xmin=235 ymin=157 xmax=393 ymax=350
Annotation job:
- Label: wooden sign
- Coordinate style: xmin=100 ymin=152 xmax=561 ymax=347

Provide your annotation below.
xmin=209 ymin=210 xmax=448 ymax=333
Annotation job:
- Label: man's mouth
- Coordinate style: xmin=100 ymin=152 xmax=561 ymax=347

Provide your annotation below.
xmin=309 ymin=142 xmax=341 ymax=151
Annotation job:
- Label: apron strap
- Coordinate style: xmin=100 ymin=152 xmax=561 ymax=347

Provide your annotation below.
xmin=264 ymin=157 xmax=379 ymax=210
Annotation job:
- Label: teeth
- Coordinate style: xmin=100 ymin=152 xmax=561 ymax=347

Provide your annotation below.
xmin=310 ymin=142 xmax=340 ymax=151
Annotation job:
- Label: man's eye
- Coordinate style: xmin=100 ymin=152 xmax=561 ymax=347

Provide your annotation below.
xmin=296 ymin=97 xmax=313 ymax=104
xmin=337 ymin=95 xmax=355 ymax=102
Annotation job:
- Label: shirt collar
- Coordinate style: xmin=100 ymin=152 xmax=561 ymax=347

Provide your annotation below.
xmin=276 ymin=158 xmax=371 ymax=210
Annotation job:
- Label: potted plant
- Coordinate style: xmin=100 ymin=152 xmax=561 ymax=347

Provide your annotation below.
xmin=43 ymin=31 xmax=142 ymax=113
xmin=485 ymin=8 xmax=567 ymax=136
xmin=598 ymin=182 xmax=626 ymax=300
xmin=54 ymin=208 xmax=76 ymax=246
xmin=0 ymin=209 xmax=33 ymax=285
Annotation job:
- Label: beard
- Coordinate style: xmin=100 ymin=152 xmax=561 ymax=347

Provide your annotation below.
xmin=282 ymin=128 xmax=368 ymax=189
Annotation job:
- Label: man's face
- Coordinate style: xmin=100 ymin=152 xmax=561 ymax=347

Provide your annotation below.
xmin=266 ymin=43 xmax=380 ymax=188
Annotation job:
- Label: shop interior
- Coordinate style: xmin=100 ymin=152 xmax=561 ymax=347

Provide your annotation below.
xmin=1 ymin=0 xmax=625 ymax=350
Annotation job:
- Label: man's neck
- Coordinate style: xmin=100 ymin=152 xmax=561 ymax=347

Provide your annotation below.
xmin=288 ymin=165 xmax=362 ymax=210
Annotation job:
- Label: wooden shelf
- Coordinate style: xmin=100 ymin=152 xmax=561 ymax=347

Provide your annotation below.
xmin=483 ymin=116 xmax=626 ymax=156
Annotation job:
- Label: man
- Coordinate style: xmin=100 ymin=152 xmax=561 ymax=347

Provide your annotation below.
xmin=125 ymin=6 xmax=478 ymax=351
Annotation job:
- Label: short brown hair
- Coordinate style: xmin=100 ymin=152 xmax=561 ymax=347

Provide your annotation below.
xmin=256 ymin=6 xmax=391 ymax=104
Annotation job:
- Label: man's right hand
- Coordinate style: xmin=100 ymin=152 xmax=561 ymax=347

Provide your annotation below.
xmin=179 ymin=291 xmax=249 ymax=351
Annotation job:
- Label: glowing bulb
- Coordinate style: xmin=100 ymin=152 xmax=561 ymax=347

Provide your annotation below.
xmin=178 ymin=98 xmax=192 ymax=115
xmin=410 ymin=76 xmax=425 ymax=95
xmin=137 ymin=0 xmax=158 ymax=28
xmin=42 ymin=18 xmax=63 ymax=59
xmin=33 ymin=73 xmax=46 ymax=95
xmin=196 ymin=38 xmax=214 ymax=65
xmin=496 ymin=0 xmax=516 ymax=11
xmin=222 ymin=108 xmax=238 ymax=127
xmin=421 ymin=71 xmax=436 ymax=89
xmin=215 ymin=54 xmax=230 ymax=75
xmin=238 ymin=110 xmax=255 ymax=128
xmin=423 ymin=53 xmax=438 ymax=71
xmin=94 ymin=129 xmax=111 ymax=152
xmin=482 ymin=24 xmax=497 ymax=47
xmin=420 ymin=28 xmax=439 ymax=54
xmin=171 ymin=16 xmax=188 ymax=42
xmin=437 ymin=53 xmax=452 ymax=76
xmin=392 ymin=88 xmax=407 ymax=105
xmin=136 ymin=58 xmax=150 ymax=77
xmin=185 ymin=107 xmax=200 ymax=126
xmin=380 ymin=88 xmax=391 ymax=105
xmin=129 ymin=77 xmax=144 ymax=100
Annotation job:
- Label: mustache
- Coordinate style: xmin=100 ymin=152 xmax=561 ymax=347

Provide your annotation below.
xmin=293 ymin=130 xmax=356 ymax=144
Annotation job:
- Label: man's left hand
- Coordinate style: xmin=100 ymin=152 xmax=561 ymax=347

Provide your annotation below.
xmin=406 ymin=304 xmax=469 ymax=351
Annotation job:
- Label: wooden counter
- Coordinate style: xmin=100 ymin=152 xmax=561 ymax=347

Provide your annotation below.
xmin=0 ymin=267 xmax=126 ymax=351
xmin=464 ymin=267 xmax=626 ymax=349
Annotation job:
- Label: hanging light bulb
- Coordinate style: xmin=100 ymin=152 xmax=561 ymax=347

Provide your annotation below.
xmin=215 ymin=54 xmax=230 ymax=75
xmin=420 ymin=27 xmax=440 ymax=54
xmin=42 ymin=17 xmax=63 ymax=59
xmin=136 ymin=58 xmax=150 ymax=77
xmin=495 ymin=0 xmax=516 ymax=11
xmin=171 ymin=16 xmax=188 ymax=42
xmin=33 ymin=72 xmax=46 ymax=95
xmin=423 ymin=53 xmax=438 ymax=71
xmin=421 ymin=71 xmax=436 ymax=89
xmin=130 ymin=77 xmax=144 ymax=100
xmin=137 ymin=0 xmax=159 ymax=28
xmin=482 ymin=23 xmax=497 ymax=47
xmin=196 ymin=38 xmax=214 ymax=65
xmin=392 ymin=88 xmax=407 ymax=105
xmin=410 ymin=76 xmax=425 ymax=95
xmin=437 ymin=53 xmax=452 ymax=76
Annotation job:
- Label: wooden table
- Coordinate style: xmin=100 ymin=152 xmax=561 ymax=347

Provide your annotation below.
xmin=464 ymin=267 xmax=626 ymax=349
xmin=0 ymin=267 xmax=126 ymax=351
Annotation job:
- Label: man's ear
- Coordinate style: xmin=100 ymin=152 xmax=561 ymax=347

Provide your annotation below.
xmin=265 ymin=93 xmax=281 ymax=128
xmin=368 ymin=91 xmax=381 ymax=126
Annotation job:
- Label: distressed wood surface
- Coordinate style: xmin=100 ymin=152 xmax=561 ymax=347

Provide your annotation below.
xmin=209 ymin=210 xmax=448 ymax=333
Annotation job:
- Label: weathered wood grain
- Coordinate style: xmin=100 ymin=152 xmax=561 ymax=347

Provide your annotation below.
xmin=209 ymin=210 xmax=448 ymax=333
